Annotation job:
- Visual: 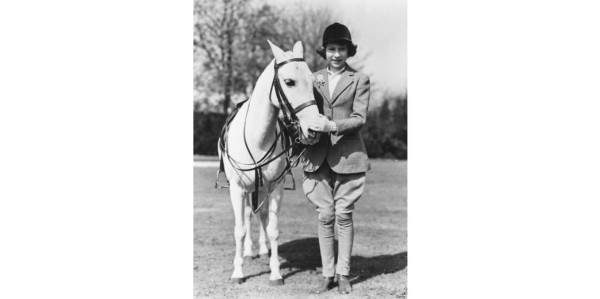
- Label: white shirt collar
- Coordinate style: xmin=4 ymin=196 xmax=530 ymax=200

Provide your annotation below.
xmin=326 ymin=65 xmax=346 ymax=76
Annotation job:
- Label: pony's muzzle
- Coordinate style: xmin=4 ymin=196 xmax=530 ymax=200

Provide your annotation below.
xmin=295 ymin=104 xmax=321 ymax=145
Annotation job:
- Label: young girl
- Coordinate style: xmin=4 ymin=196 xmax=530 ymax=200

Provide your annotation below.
xmin=302 ymin=22 xmax=370 ymax=295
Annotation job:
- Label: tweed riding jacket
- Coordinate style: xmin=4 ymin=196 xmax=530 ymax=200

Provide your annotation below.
xmin=302 ymin=64 xmax=371 ymax=174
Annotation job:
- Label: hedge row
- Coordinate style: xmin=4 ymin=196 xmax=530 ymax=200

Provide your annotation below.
xmin=194 ymin=101 xmax=407 ymax=159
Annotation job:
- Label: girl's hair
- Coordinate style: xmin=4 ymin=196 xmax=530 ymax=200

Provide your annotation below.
xmin=316 ymin=40 xmax=358 ymax=59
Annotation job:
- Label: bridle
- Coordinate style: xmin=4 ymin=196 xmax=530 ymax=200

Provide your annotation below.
xmin=270 ymin=57 xmax=317 ymax=137
xmin=216 ymin=57 xmax=317 ymax=213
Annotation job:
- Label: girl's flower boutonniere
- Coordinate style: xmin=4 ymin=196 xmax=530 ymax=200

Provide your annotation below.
xmin=315 ymin=74 xmax=325 ymax=87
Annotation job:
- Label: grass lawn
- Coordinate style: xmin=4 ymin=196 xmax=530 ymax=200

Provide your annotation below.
xmin=194 ymin=159 xmax=407 ymax=298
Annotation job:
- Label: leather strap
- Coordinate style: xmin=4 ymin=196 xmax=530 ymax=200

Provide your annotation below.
xmin=293 ymin=100 xmax=317 ymax=113
xmin=275 ymin=57 xmax=304 ymax=69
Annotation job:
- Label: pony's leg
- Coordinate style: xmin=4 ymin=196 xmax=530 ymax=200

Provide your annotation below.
xmin=257 ymin=195 xmax=270 ymax=258
xmin=229 ymin=185 xmax=247 ymax=284
xmin=243 ymin=195 xmax=254 ymax=260
xmin=266 ymin=183 xmax=284 ymax=285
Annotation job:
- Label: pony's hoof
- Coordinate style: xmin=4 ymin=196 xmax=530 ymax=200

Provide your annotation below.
xmin=231 ymin=278 xmax=244 ymax=285
xmin=259 ymin=253 xmax=269 ymax=259
xmin=269 ymin=279 xmax=284 ymax=286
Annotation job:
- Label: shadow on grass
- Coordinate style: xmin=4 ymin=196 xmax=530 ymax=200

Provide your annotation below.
xmin=278 ymin=237 xmax=407 ymax=285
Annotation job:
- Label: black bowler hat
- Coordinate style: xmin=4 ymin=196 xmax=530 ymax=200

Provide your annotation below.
xmin=322 ymin=23 xmax=353 ymax=46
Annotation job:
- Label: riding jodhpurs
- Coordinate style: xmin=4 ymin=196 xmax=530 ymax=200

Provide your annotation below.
xmin=303 ymin=161 xmax=366 ymax=277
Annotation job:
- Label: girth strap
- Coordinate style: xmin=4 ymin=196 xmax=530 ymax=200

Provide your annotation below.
xmin=251 ymin=167 xmax=265 ymax=213
xmin=252 ymin=168 xmax=259 ymax=212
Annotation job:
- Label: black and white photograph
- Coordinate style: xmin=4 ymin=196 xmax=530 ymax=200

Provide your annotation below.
xmin=3 ymin=1 xmax=600 ymax=299
xmin=194 ymin=0 xmax=407 ymax=297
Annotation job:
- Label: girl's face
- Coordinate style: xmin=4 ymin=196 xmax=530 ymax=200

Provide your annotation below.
xmin=325 ymin=42 xmax=348 ymax=71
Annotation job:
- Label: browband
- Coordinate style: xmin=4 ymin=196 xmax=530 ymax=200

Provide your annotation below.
xmin=275 ymin=58 xmax=305 ymax=69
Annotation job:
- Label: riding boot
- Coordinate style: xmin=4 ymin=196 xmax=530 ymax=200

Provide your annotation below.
xmin=337 ymin=274 xmax=352 ymax=294
xmin=311 ymin=276 xmax=334 ymax=294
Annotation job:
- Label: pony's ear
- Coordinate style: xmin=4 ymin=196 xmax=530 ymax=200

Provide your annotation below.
xmin=267 ymin=40 xmax=284 ymax=61
xmin=292 ymin=41 xmax=304 ymax=58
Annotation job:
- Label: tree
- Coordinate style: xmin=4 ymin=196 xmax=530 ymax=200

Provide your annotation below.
xmin=194 ymin=0 xmax=361 ymax=114
xmin=194 ymin=0 xmax=249 ymax=114
xmin=234 ymin=3 xmax=286 ymax=96
xmin=276 ymin=3 xmax=335 ymax=71
xmin=195 ymin=0 xmax=294 ymax=113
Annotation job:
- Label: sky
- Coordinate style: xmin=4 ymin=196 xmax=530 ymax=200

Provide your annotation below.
xmin=268 ymin=0 xmax=407 ymax=99
xmin=330 ymin=0 xmax=407 ymax=97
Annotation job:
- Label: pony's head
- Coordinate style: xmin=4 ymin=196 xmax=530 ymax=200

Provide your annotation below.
xmin=267 ymin=40 xmax=321 ymax=145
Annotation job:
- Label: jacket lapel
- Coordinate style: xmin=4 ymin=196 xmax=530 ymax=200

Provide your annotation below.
xmin=316 ymin=69 xmax=331 ymax=104
xmin=331 ymin=68 xmax=355 ymax=104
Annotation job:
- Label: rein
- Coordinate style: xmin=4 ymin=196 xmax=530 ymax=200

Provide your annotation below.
xmin=217 ymin=57 xmax=316 ymax=214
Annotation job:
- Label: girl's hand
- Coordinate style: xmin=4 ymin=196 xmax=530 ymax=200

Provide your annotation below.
xmin=307 ymin=114 xmax=337 ymax=133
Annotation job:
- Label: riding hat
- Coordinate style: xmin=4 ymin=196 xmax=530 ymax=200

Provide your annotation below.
xmin=316 ymin=22 xmax=358 ymax=58
xmin=322 ymin=23 xmax=353 ymax=45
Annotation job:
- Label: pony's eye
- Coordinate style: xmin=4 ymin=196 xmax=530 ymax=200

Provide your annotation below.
xmin=284 ymin=79 xmax=295 ymax=87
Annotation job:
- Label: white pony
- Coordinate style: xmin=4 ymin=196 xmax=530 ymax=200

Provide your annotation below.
xmin=218 ymin=40 xmax=320 ymax=285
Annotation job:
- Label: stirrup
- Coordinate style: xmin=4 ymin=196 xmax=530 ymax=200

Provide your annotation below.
xmin=283 ymin=170 xmax=295 ymax=191
xmin=214 ymin=169 xmax=229 ymax=189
